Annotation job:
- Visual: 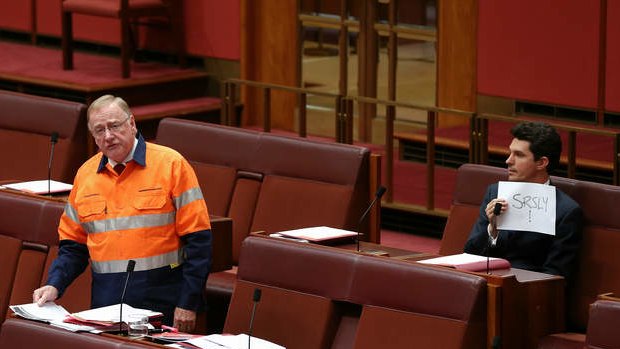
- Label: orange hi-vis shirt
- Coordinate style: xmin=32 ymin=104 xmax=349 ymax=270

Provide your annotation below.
xmin=59 ymin=141 xmax=211 ymax=274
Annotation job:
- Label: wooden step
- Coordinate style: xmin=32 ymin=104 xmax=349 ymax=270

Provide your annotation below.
xmin=132 ymin=97 xmax=222 ymax=122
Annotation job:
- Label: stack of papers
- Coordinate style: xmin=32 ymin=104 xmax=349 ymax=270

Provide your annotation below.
xmin=9 ymin=302 xmax=162 ymax=332
xmin=68 ymin=303 xmax=162 ymax=325
xmin=10 ymin=302 xmax=68 ymax=323
xmin=9 ymin=302 xmax=99 ymax=332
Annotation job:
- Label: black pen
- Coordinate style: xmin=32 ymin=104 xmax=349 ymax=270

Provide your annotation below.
xmin=148 ymin=328 xmax=167 ymax=334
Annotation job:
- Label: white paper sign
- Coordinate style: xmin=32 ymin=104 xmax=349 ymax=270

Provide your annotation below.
xmin=497 ymin=181 xmax=556 ymax=235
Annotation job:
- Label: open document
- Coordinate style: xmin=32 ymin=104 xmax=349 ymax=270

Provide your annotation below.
xmin=1 ymin=180 xmax=73 ymax=194
xmin=9 ymin=302 xmax=99 ymax=332
xmin=10 ymin=302 xmax=162 ymax=332
xmin=10 ymin=302 xmax=69 ymax=323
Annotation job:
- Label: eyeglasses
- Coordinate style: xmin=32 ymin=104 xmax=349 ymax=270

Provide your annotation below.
xmin=91 ymin=115 xmax=130 ymax=137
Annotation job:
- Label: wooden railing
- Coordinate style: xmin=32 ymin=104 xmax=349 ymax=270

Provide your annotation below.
xmin=476 ymin=113 xmax=620 ymax=185
xmin=339 ymin=95 xmax=474 ymax=210
xmin=222 ymin=78 xmax=345 ymax=141
xmin=222 ymin=78 xmax=620 ymax=218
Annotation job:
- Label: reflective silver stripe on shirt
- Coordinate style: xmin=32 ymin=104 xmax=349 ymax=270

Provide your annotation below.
xmin=64 ymin=203 xmax=80 ymax=224
xmin=173 ymin=187 xmax=204 ymax=210
xmin=91 ymin=249 xmax=184 ymax=274
xmin=82 ymin=212 xmax=176 ymax=234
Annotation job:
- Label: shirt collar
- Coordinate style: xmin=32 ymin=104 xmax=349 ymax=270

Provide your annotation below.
xmin=97 ymin=133 xmax=146 ymax=173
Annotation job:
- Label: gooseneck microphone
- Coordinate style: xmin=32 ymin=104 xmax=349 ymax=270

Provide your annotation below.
xmin=357 ymin=186 xmax=387 ymax=252
xmin=248 ymin=288 xmax=262 ymax=349
xmin=487 ymin=202 xmax=503 ymax=274
xmin=119 ymin=260 xmax=136 ymax=334
xmin=492 ymin=335 xmax=502 ymax=349
xmin=47 ymin=132 xmax=59 ymax=195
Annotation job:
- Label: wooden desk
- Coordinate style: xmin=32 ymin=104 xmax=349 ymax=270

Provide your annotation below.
xmin=390 ymin=254 xmax=565 ymax=349
xmin=477 ymin=268 xmax=565 ymax=349
xmin=209 ymin=215 xmax=233 ymax=272
xmin=0 ymin=318 xmax=171 ymax=349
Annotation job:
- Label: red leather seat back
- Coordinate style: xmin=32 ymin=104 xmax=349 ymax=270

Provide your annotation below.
xmin=0 ymin=90 xmax=87 ymax=184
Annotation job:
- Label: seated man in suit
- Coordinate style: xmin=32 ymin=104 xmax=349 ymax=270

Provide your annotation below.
xmin=464 ymin=122 xmax=583 ymax=281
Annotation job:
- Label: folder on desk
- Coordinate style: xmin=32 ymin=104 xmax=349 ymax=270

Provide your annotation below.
xmin=275 ymin=226 xmax=357 ymax=244
xmin=418 ymin=253 xmax=511 ymax=272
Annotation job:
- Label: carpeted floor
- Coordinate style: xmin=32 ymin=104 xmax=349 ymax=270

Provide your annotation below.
xmin=0 ymin=41 xmax=188 ymax=87
xmin=381 ymin=229 xmax=441 ymax=254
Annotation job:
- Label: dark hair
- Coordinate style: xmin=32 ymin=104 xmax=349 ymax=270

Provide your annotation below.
xmin=510 ymin=122 xmax=562 ymax=173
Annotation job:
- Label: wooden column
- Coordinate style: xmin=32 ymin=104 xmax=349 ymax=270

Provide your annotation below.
xmin=241 ymin=0 xmax=299 ymax=130
xmin=437 ymin=0 xmax=478 ymax=127
xmin=357 ymin=0 xmax=378 ymax=142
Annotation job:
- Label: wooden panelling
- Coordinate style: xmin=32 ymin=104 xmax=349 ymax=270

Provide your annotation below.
xmin=240 ymin=0 xmax=298 ymax=129
xmin=436 ymin=0 xmax=478 ymax=127
xmin=1 ymin=0 xmax=241 ymax=60
xmin=605 ymin=0 xmax=620 ymax=112
xmin=477 ymin=0 xmax=600 ymax=110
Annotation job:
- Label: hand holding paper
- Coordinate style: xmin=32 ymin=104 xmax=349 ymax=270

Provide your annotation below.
xmin=497 ymin=181 xmax=556 ymax=235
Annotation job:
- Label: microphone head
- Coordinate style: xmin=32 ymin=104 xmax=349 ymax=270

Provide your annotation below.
xmin=51 ymin=132 xmax=59 ymax=144
xmin=375 ymin=186 xmax=387 ymax=199
xmin=493 ymin=202 xmax=502 ymax=216
xmin=492 ymin=336 xmax=501 ymax=349
xmin=126 ymin=260 xmax=136 ymax=273
xmin=252 ymin=288 xmax=262 ymax=302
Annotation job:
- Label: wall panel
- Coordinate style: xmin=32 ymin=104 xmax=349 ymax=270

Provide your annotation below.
xmin=0 ymin=0 xmax=240 ymax=60
xmin=477 ymin=0 xmax=600 ymax=109
xmin=605 ymin=0 xmax=620 ymax=112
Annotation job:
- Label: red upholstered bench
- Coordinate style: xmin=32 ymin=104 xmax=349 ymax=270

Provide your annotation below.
xmin=440 ymin=163 xmax=577 ymax=256
xmin=0 ymin=318 xmax=155 ymax=349
xmin=438 ymin=164 xmax=620 ymax=349
xmin=0 ymin=190 xmax=91 ymax=323
xmin=0 ymin=90 xmax=87 ymax=184
xmin=348 ymin=256 xmax=487 ymax=349
xmin=155 ymin=118 xmax=378 ymax=332
xmin=224 ymin=236 xmax=487 ymax=349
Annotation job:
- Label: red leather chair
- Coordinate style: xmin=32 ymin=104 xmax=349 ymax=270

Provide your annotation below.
xmin=61 ymin=0 xmax=185 ymax=78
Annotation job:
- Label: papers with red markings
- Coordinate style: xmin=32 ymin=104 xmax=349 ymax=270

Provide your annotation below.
xmin=418 ymin=253 xmax=511 ymax=272
xmin=10 ymin=302 xmax=162 ymax=332
xmin=67 ymin=303 xmax=162 ymax=325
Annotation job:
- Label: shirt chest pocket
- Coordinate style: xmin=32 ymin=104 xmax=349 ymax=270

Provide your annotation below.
xmin=76 ymin=198 xmax=106 ymax=220
xmin=132 ymin=192 xmax=168 ymax=211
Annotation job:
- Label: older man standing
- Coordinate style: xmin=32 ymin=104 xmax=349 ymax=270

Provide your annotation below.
xmin=33 ymin=95 xmax=212 ymax=333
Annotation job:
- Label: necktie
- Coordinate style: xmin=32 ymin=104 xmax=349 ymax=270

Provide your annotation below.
xmin=114 ymin=163 xmax=125 ymax=175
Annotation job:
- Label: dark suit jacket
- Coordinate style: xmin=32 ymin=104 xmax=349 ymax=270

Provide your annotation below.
xmin=464 ymin=182 xmax=583 ymax=281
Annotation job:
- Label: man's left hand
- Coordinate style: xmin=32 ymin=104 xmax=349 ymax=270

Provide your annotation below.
xmin=173 ymin=307 xmax=196 ymax=333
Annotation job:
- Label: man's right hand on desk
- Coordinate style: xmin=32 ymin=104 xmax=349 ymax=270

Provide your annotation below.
xmin=33 ymin=285 xmax=59 ymax=306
